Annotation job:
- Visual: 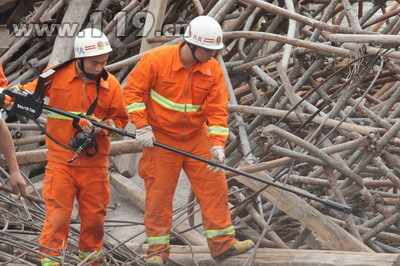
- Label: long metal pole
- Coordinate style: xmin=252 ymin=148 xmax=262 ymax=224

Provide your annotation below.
xmin=43 ymin=104 xmax=352 ymax=214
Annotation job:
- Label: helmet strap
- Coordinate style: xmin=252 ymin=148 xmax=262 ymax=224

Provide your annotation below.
xmin=187 ymin=42 xmax=200 ymax=62
xmin=78 ymin=59 xmax=100 ymax=80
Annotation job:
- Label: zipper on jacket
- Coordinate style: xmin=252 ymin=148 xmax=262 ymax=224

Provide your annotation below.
xmin=82 ymin=82 xmax=85 ymax=113
xmin=183 ymin=73 xmax=191 ymax=141
xmin=79 ymin=82 xmax=86 ymax=166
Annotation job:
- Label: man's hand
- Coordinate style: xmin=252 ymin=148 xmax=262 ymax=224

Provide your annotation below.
xmin=10 ymin=170 xmax=26 ymax=197
xmin=0 ymin=89 xmax=13 ymax=108
xmin=3 ymin=95 xmax=13 ymax=108
xmin=207 ymin=145 xmax=226 ymax=173
xmin=78 ymin=116 xmax=102 ymax=134
xmin=136 ymin=125 xmax=155 ymax=148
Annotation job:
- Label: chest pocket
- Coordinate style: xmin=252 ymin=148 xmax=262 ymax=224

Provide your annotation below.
xmin=48 ymin=87 xmax=74 ymax=110
xmin=191 ymin=78 xmax=213 ymax=105
xmin=154 ymin=77 xmax=177 ymax=98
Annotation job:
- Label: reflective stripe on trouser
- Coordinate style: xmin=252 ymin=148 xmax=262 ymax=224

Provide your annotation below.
xmin=41 ymin=257 xmax=63 ymax=266
xmin=39 ymin=161 xmax=111 ymax=258
xmin=138 ymin=129 xmax=236 ymax=259
xmin=79 ymin=250 xmax=102 ymax=265
xmin=147 ymin=235 xmax=170 ymax=245
xmin=204 ymin=225 xmax=235 ymax=239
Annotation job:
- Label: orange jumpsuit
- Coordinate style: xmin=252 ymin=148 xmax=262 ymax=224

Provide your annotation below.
xmin=0 ymin=61 xmax=8 ymax=87
xmin=124 ymin=41 xmax=236 ymax=260
xmin=23 ymin=61 xmax=129 ymax=265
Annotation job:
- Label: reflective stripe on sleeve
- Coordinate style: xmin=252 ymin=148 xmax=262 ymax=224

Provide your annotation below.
xmin=208 ymin=126 xmax=229 ymax=136
xmin=127 ymin=102 xmax=146 ymax=113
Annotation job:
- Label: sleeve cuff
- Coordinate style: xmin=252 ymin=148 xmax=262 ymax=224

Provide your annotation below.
xmin=211 ymin=138 xmax=226 ymax=148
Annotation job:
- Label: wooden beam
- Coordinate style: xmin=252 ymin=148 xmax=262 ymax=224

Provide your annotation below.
xmin=109 ymin=171 xmax=146 ymax=211
xmin=139 ymin=0 xmax=168 ymax=53
xmin=111 ymin=123 xmax=139 ymax=177
xmin=126 ymin=244 xmax=400 ymax=266
xmin=48 ymin=0 xmax=92 ymax=64
xmin=0 ymin=25 xmax=9 ymax=48
xmin=234 ymin=168 xmax=374 ymax=252
xmin=0 ymin=139 xmax=142 ymax=167
xmin=0 ymin=0 xmax=18 ymax=14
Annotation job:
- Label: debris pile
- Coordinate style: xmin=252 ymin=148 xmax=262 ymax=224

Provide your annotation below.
xmin=0 ymin=0 xmax=400 ymax=265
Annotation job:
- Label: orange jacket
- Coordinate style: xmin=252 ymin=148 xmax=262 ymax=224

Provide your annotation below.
xmin=0 ymin=61 xmax=7 ymax=87
xmin=23 ymin=61 xmax=129 ymax=167
xmin=124 ymin=41 xmax=229 ymax=147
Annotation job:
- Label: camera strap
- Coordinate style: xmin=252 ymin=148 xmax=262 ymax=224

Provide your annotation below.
xmin=85 ymin=69 xmax=108 ymax=117
xmin=87 ymin=77 xmax=101 ymax=116
xmin=72 ymin=77 xmax=101 ymax=130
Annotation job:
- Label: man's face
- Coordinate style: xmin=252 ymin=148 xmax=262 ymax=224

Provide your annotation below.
xmin=83 ymin=54 xmax=109 ymax=75
xmin=194 ymin=47 xmax=218 ymax=63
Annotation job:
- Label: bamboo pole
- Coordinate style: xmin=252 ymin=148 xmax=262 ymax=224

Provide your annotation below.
xmin=329 ymin=34 xmax=400 ymax=45
xmin=228 ymin=104 xmax=382 ymax=135
xmin=223 ymin=31 xmax=353 ymax=57
xmin=240 ymin=0 xmax=375 ymax=34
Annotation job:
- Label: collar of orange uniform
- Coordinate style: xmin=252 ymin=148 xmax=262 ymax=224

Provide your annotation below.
xmin=172 ymin=41 xmax=212 ymax=76
xmin=63 ymin=60 xmax=109 ymax=89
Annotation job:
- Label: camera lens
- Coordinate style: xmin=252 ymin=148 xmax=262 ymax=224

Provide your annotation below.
xmin=69 ymin=132 xmax=92 ymax=149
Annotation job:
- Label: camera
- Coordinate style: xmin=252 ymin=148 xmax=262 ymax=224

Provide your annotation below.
xmin=69 ymin=132 xmax=95 ymax=150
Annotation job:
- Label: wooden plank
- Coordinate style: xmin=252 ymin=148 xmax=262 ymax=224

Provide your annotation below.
xmin=109 ymin=171 xmax=146 ymax=211
xmin=234 ymin=169 xmax=374 ymax=252
xmin=0 ymin=0 xmax=18 ymax=13
xmin=0 ymin=25 xmax=9 ymax=48
xmin=111 ymin=123 xmax=139 ymax=177
xmin=109 ymin=171 xmax=207 ymax=246
xmin=0 ymin=139 xmax=143 ymax=167
xmin=126 ymin=244 xmax=400 ymax=266
xmin=48 ymin=0 xmax=92 ymax=64
xmin=0 ymin=0 xmax=18 ymax=7
xmin=6 ymin=0 xmax=36 ymax=25
xmin=139 ymin=0 xmax=168 ymax=53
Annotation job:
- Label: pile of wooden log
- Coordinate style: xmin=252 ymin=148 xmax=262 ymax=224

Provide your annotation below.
xmin=0 ymin=0 xmax=400 ymax=265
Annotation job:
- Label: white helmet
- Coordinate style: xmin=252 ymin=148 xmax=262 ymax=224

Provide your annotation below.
xmin=74 ymin=28 xmax=112 ymax=58
xmin=184 ymin=16 xmax=224 ymax=50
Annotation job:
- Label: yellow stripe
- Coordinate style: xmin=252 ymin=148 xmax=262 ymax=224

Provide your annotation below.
xmin=209 ymin=126 xmax=229 ymax=135
xmin=150 ymin=90 xmax=201 ymax=112
xmin=79 ymin=250 xmax=101 ymax=259
xmin=41 ymin=257 xmax=63 ymax=266
xmin=147 ymin=235 xmax=170 ymax=245
xmin=204 ymin=226 xmax=235 ymax=238
xmin=127 ymin=102 xmax=146 ymax=113
xmin=48 ymin=111 xmax=82 ymax=120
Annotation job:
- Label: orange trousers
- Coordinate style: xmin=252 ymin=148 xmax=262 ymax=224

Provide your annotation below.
xmin=139 ymin=129 xmax=236 ymax=260
xmin=39 ymin=161 xmax=110 ymax=265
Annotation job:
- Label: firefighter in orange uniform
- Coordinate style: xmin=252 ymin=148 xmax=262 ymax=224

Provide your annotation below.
xmin=124 ymin=16 xmax=255 ymax=266
xmin=22 ymin=28 xmax=129 ymax=265
xmin=0 ymin=61 xmax=27 ymax=197
xmin=0 ymin=62 xmax=7 ymax=87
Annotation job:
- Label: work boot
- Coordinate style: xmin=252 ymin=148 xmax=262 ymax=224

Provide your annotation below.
xmin=213 ymin=240 xmax=255 ymax=260
xmin=145 ymin=255 xmax=164 ymax=266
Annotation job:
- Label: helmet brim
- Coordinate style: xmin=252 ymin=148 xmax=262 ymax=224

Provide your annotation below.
xmin=184 ymin=38 xmax=224 ymax=50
